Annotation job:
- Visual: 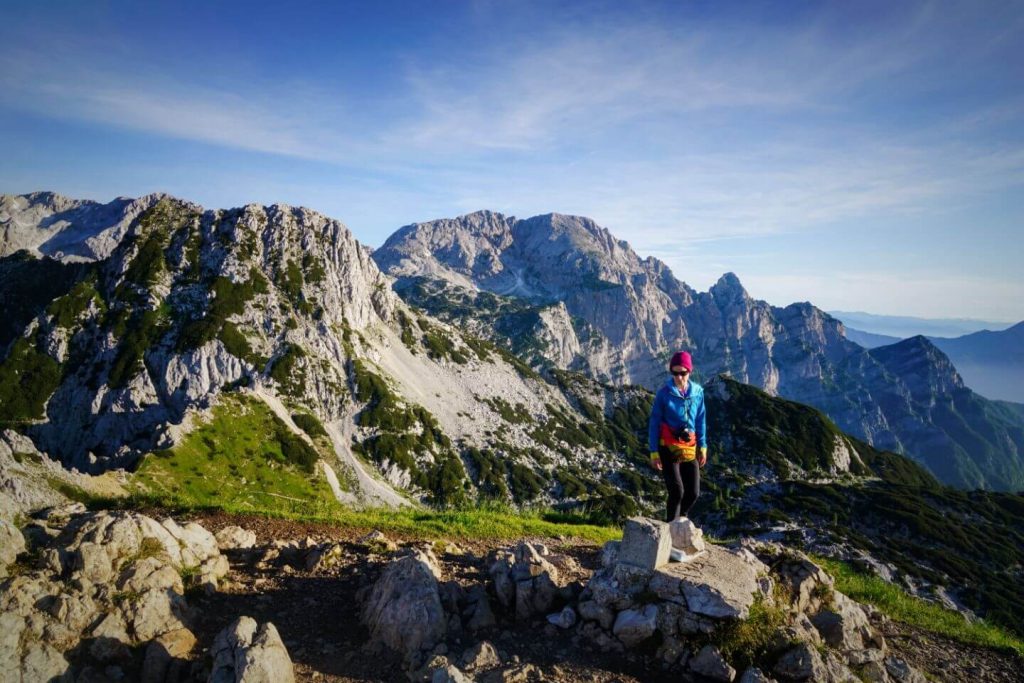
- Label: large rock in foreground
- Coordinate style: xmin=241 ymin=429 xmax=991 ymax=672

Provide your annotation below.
xmin=209 ymin=616 xmax=294 ymax=683
xmin=618 ymin=517 xmax=672 ymax=569
xmin=361 ymin=549 xmax=447 ymax=662
xmin=654 ymin=544 xmax=767 ymax=619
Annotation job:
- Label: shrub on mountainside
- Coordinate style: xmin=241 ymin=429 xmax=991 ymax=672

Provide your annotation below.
xmin=0 ymin=337 xmax=62 ymax=425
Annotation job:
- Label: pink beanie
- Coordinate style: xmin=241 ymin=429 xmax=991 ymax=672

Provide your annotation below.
xmin=669 ymin=351 xmax=693 ymax=371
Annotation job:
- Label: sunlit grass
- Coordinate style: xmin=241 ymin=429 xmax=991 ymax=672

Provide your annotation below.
xmin=89 ymin=490 xmax=622 ymax=544
xmin=815 ymin=556 xmax=1024 ymax=657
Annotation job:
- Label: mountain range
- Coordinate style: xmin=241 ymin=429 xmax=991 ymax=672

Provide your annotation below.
xmin=373 ymin=210 xmax=1024 ymax=491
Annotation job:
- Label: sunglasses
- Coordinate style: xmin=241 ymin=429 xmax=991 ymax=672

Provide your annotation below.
xmin=671 ymin=370 xmax=690 ymax=377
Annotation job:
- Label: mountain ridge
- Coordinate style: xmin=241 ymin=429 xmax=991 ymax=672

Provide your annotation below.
xmin=373 ymin=208 xmax=1024 ymax=491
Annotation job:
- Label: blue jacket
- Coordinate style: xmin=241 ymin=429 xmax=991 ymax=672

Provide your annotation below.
xmin=648 ymin=379 xmax=707 ymax=453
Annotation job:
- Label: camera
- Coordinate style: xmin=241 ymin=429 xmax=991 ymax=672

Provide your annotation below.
xmin=674 ymin=426 xmax=693 ymax=442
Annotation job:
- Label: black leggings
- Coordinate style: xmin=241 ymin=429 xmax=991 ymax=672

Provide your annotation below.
xmin=659 ymin=447 xmax=700 ymax=522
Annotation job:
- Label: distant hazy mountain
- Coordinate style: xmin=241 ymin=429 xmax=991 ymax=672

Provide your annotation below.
xmin=844 ymin=322 xmax=1024 ymax=404
xmin=375 ymin=210 xmax=1024 ymax=491
xmin=843 ymin=327 xmax=900 ymax=348
xmin=929 ymin=322 xmax=1024 ymax=403
xmin=828 ymin=310 xmax=1015 ymax=339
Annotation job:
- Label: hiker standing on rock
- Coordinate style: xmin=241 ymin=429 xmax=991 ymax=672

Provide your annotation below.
xmin=648 ymin=351 xmax=707 ymax=523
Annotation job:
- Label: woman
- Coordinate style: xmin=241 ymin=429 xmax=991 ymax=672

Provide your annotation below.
xmin=648 ymin=350 xmax=707 ymax=523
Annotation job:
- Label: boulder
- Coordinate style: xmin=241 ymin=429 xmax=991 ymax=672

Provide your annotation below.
xmin=775 ymin=554 xmax=834 ymax=614
xmin=121 ymin=587 xmax=190 ymax=642
xmin=612 ymin=604 xmax=658 ymax=647
xmin=811 ymin=592 xmax=883 ymax=653
xmin=75 ymin=542 xmax=114 ymax=583
xmin=653 ymin=544 xmax=766 ymax=619
xmin=209 ymin=616 xmax=294 ymax=683
xmin=773 ymin=642 xmax=826 ymax=681
xmin=489 ymin=541 xmax=573 ymax=620
xmin=362 ymin=549 xmax=446 ymax=660
xmin=618 ymin=517 xmax=671 ymax=569
xmin=689 ymin=644 xmax=736 ymax=682
xmin=215 ymin=526 xmax=257 ymax=550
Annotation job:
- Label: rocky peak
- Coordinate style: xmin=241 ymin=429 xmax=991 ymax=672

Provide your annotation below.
xmin=709 ymin=272 xmax=749 ymax=307
xmin=1 ymin=191 xmax=170 ymax=262
xmin=869 ymin=335 xmax=965 ymax=397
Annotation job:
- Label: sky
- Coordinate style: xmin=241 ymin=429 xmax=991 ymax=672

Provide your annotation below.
xmin=1 ymin=0 xmax=1022 ymax=321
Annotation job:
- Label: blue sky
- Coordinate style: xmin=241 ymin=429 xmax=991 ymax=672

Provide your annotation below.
xmin=1 ymin=0 xmax=1022 ymax=321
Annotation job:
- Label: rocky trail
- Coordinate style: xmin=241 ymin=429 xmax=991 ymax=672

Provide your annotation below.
xmin=189 ymin=511 xmax=654 ymax=683
xmin=172 ymin=512 xmax=1024 ymax=682
xmin=3 ymin=505 xmax=1022 ymax=682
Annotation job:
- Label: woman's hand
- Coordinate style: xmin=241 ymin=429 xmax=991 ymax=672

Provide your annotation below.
xmin=696 ymin=447 xmax=707 ymax=468
xmin=650 ymin=452 xmax=662 ymax=471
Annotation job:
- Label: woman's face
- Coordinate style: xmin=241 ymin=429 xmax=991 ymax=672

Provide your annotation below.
xmin=670 ymin=365 xmax=690 ymax=385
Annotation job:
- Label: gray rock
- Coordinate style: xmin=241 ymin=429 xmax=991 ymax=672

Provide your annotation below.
xmin=362 ymin=549 xmax=446 ymax=659
xmin=612 ymin=604 xmax=658 ymax=647
xmin=215 ymin=525 xmax=257 ymax=550
xmin=811 ymin=592 xmax=881 ymax=653
xmin=860 ymin=660 xmax=891 ymax=683
xmin=489 ymin=541 xmax=574 ymax=621
xmin=546 ymin=606 xmax=576 ymax=629
xmin=577 ymin=600 xmax=614 ymax=630
xmin=618 ymin=517 xmax=671 ymax=569
xmin=121 ymin=587 xmax=190 ymax=642
xmin=775 ymin=554 xmax=834 ymax=614
xmin=118 ymin=557 xmax=184 ymax=595
xmin=774 ymin=642 xmax=825 ymax=681
xmin=75 ymin=542 xmax=113 ymax=583
xmin=653 ymin=544 xmax=765 ymax=619
xmin=0 ymin=519 xmax=25 ymax=575
xmin=586 ymin=570 xmax=633 ymax=611
xmin=209 ymin=616 xmax=294 ymax=683
xmin=689 ymin=644 xmax=736 ymax=682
